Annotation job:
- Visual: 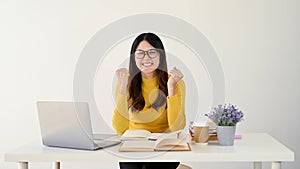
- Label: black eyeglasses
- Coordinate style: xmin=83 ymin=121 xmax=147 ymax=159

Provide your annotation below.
xmin=134 ymin=49 xmax=159 ymax=59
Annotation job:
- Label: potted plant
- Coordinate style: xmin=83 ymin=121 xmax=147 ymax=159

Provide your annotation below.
xmin=205 ymin=104 xmax=244 ymax=146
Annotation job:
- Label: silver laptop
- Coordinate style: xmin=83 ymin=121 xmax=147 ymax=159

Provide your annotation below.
xmin=36 ymin=101 xmax=120 ymax=150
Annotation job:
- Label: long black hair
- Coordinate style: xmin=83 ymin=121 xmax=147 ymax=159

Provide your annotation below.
xmin=128 ymin=32 xmax=168 ymax=112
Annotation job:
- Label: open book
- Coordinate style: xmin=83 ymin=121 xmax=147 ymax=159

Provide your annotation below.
xmin=119 ymin=129 xmax=190 ymax=152
xmin=120 ymin=129 xmax=181 ymax=141
xmin=119 ymin=138 xmax=190 ymax=152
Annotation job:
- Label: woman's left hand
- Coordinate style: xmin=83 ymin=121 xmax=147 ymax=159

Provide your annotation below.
xmin=168 ymin=67 xmax=184 ymax=89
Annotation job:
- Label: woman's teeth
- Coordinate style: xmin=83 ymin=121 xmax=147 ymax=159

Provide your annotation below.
xmin=142 ymin=63 xmax=153 ymax=67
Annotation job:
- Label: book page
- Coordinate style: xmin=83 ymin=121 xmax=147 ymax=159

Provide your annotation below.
xmin=155 ymin=138 xmax=190 ymax=151
xmin=148 ymin=133 xmax=164 ymax=140
xmin=121 ymin=129 xmax=151 ymax=140
xmin=119 ymin=140 xmax=155 ymax=152
xmin=119 ymin=138 xmax=190 ymax=152
xmin=149 ymin=129 xmax=182 ymax=141
xmin=156 ymin=138 xmax=187 ymax=147
xmin=121 ymin=129 xmax=183 ymax=141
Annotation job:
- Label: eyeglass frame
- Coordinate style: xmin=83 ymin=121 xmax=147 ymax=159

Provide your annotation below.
xmin=134 ymin=49 xmax=160 ymax=59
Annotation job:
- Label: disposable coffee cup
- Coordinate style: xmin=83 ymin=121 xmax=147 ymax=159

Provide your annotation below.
xmin=191 ymin=122 xmax=209 ymax=144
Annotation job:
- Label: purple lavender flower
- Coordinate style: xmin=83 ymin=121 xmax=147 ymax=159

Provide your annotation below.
xmin=205 ymin=103 xmax=244 ymax=126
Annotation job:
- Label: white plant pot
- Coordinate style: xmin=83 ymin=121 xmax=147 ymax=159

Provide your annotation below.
xmin=216 ymin=125 xmax=236 ymax=146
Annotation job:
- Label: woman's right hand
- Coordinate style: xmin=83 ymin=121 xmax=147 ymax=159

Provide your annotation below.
xmin=115 ymin=68 xmax=129 ymax=95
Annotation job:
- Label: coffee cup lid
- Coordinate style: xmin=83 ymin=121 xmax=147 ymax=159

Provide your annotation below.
xmin=193 ymin=121 xmax=208 ymax=126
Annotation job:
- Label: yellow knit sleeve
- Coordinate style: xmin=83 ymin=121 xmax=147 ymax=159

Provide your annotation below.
xmin=166 ymin=79 xmax=186 ymax=132
xmin=112 ymin=81 xmax=129 ymax=134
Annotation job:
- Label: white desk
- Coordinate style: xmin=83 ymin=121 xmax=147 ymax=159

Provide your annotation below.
xmin=5 ymin=133 xmax=294 ymax=169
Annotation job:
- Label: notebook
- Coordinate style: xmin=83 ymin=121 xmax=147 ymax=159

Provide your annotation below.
xmin=36 ymin=101 xmax=120 ymax=150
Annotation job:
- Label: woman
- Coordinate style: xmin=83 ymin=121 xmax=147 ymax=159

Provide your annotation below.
xmin=112 ymin=32 xmax=186 ymax=169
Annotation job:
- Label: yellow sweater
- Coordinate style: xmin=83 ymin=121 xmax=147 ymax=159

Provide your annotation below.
xmin=112 ymin=76 xmax=186 ymax=134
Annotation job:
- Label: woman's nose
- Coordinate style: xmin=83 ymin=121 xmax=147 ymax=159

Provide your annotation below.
xmin=143 ymin=54 xmax=152 ymax=61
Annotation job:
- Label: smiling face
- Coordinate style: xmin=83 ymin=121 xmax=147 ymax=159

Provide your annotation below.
xmin=135 ymin=40 xmax=160 ymax=79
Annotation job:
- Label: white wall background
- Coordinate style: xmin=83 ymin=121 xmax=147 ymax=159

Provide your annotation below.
xmin=1 ymin=0 xmax=299 ymax=169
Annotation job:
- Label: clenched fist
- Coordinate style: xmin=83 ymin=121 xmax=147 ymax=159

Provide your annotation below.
xmin=115 ymin=68 xmax=129 ymax=95
xmin=168 ymin=67 xmax=184 ymax=97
